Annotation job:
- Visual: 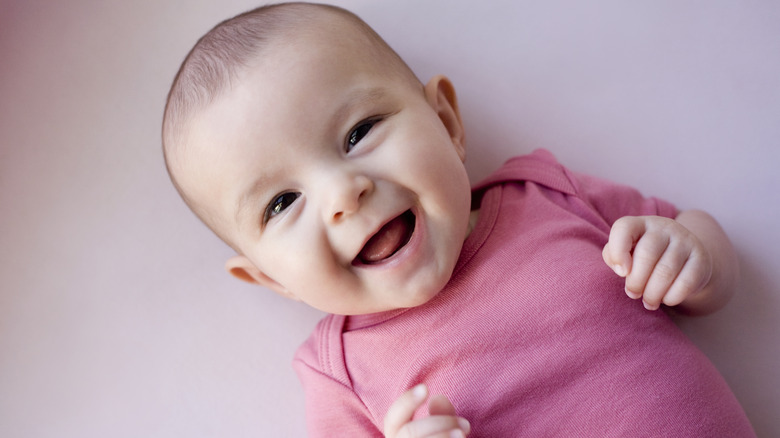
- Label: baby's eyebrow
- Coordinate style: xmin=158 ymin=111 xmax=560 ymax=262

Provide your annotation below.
xmin=333 ymin=86 xmax=389 ymax=124
xmin=234 ymin=173 xmax=273 ymax=228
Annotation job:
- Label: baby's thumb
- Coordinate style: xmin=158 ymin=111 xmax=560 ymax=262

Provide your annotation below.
xmin=428 ymin=393 xmax=456 ymax=416
xmin=383 ymin=384 xmax=428 ymax=437
xmin=429 ymin=394 xmax=471 ymax=435
xmin=602 ymin=242 xmax=630 ymax=277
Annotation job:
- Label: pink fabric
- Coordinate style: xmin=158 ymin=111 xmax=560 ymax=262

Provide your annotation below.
xmin=293 ymin=149 xmax=755 ymax=437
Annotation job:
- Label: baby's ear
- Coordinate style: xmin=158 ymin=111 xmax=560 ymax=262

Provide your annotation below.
xmin=424 ymin=75 xmax=466 ymax=161
xmin=224 ymin=256 xmax=301 ymax=301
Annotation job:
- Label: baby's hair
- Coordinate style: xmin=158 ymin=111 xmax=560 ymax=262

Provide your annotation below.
xmin=161 ymin=2 xmax=417 ymax=248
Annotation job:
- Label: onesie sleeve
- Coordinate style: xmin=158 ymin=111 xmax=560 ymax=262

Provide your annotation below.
xmin=496 ymin=149 xmax=677 ymax=228
xmin=293 ymin=358 xmax=382 ymax=437
xmin=562 ymin=166 xmax=678 ymax=227
xmin=293 ymin=316 xmax=383 ymax=437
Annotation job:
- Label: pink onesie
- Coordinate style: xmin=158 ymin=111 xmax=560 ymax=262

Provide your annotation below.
xmin=293 ymin=149 xmax=755 ymax=437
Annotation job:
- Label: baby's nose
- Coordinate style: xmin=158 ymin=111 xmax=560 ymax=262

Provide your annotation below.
xmin=325 ymin=174 xmax=373 ymax=223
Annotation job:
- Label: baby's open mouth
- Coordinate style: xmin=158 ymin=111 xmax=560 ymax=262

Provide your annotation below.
xmin=355 ymin=210 xmax=416 ymax=265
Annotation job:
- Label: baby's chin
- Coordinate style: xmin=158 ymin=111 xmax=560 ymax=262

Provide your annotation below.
xmin=379 ymin=273 xmax=455 ymax=313
xmin=315 ymin=283 xmax=445 ymax=316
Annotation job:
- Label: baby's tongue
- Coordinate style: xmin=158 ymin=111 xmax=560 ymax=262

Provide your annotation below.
xmin=358 ymin=212 xmax=414 ymax=264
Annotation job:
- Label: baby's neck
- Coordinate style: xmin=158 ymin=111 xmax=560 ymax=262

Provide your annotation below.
xmin=466 ymin=209 xmax=480 ymax=239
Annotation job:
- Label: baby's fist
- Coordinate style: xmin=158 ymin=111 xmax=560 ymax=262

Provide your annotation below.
xmin=383 ymin=384 xmax=470 ymax=438
xmin=603 ymin=215 xmax=712 ymax=311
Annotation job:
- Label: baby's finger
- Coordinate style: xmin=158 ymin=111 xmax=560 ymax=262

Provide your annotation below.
xmin=429 ymin=395 xmax=470 ymax=436
xmin=640 ymin=240 xmax=688 ymax=310
xmin=384 ymin=384 xmax=429 ymax=437
xmin=396 ymin=416 xmax=471 ymax=438
xmin=624 ymin=232 xmax=670 ymax=302
xmin=428 ymin=394 xmax=457 ymax=417
xmin=426 ymin=431 xmax=467 ymax=438
xmin=662 ymin=248 xmax=711 ymax=307
xmin=603 ymin=217 xmax=646 ymax=277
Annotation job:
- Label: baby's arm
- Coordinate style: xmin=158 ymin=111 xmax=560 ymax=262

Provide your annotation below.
xmin=383 ymin=384 xmax=471 ymax=438
xmin=602 ymin=209 xmax=739 ymax=315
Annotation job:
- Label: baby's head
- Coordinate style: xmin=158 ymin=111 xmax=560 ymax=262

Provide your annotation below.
xmin=163 ymin=2 xmax=472 ymax=315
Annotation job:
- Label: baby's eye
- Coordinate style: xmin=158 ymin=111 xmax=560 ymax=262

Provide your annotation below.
xmin=264 ymin=192 xmax=300 ymax=223
xmin=346 ymin=119 xmax=377 ymax=153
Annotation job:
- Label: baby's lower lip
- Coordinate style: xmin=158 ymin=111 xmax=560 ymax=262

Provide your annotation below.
xmin=353 ymin=210 xmax=416 ymax=266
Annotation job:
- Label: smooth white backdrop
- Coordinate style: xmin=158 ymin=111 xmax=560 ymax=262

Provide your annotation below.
xmin=1 ymin=1 xmax=778 ymax=436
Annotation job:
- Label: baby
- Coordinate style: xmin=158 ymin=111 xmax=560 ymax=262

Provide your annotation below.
xmin=162 ymin=3 xmax=755 ymax=437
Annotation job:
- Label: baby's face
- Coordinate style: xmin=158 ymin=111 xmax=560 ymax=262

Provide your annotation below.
xmin=179 ymin=23 xmax=472 ymax=315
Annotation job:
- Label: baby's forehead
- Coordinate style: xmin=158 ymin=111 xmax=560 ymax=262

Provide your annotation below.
xmin=253 ymin=10 xmax=414 ymax=82
xmin=166 ymin=4 xmax=418 ymax=209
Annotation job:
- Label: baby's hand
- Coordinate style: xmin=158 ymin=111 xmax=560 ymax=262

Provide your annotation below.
xmin=383 ymin=384 xmax=471 ymax=438
xmin=602 ymin=215 xmax=713 ymax=311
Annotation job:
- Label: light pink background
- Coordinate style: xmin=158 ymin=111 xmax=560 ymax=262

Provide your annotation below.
xmin=2 ymin=1 xmax=778 ymax=436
